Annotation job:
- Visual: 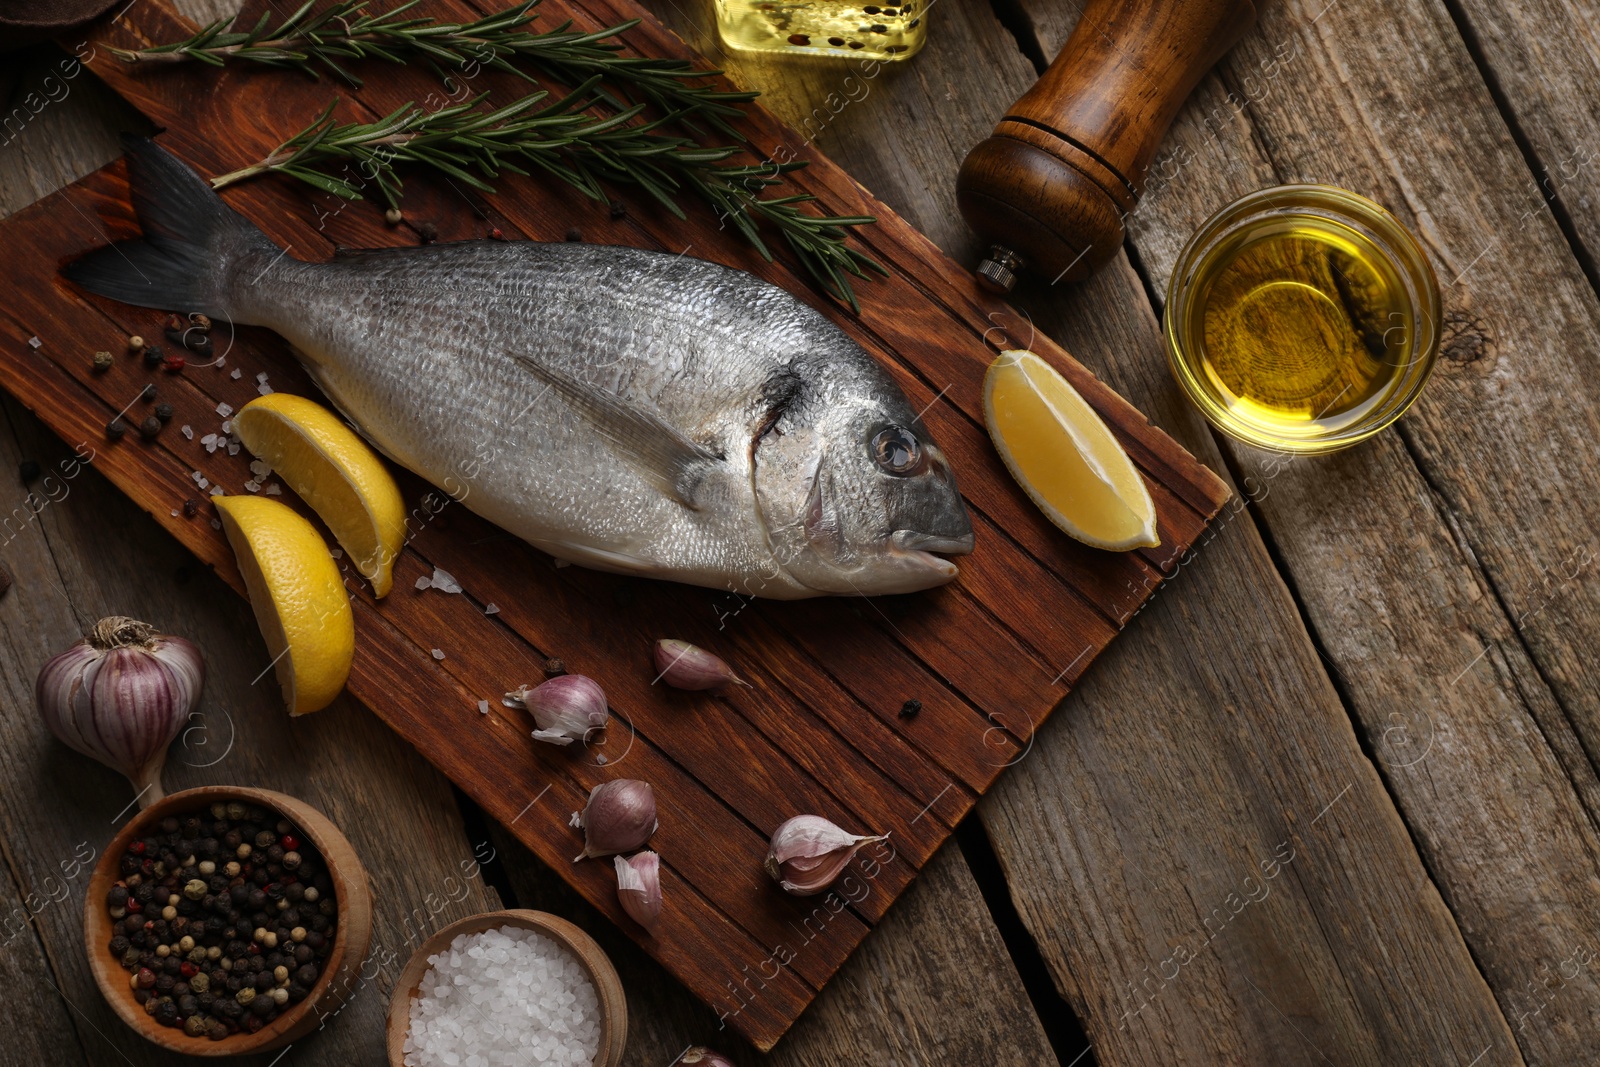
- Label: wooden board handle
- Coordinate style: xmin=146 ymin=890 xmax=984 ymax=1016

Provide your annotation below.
xmin=957 ymin=0 xmax=1257 ymax=288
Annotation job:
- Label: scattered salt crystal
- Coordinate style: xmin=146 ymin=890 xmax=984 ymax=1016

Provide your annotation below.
xmin=27 ymin=336 xmax=41 ymax=349
xmin=196 ymin=477 xmax=209 ymax=490
xmin=230 ymin=368 xmax=242 ymax=380
xmin=264 ymin=483 xmax=282 ymax=496
xmin=415 ymin=576 xmax=432 ymax=591
xmin=215 ymin=354 xmax=227 ymax=368
xmin=170 ymin=509 xmax=180 ymax=518
xmin=256 ymin=372 xmax=269 ymax=384
xmin=330 ymin=547 xmax=343 ymax=559
xmin=249 ymin=459 xmax=271 ymax=477
xmin=245 ymin=481 xmax=260 ymax=493
xmin=191 ymin=471 xmax=205 ymax=484
xmin=431 ymin=649 xmax=446 ymax=661
xmin=221 ymin=420 xmax=232 ymax=433
xmin=201 ymin=434 xmax=217 ymax=445
xmin=483 ymin=603 xmax=499 ymax=616
xmin=216 ymin=402 xmax=233 ymax=417
xmin=210 ymin=519 xmax=221 ymax=530
xmin=209 ymin=486 xmax=224 ymax=496
xmin=405 ymin=926 xmax=601 ymax=1067
xmin=258 ymin=383 xmax=274 ymax=395
xmin=227 ymin=442 xmax=240 ymax=455
xmin=429 ymin=568 xmax=462 ymax=594
xmin=477 ymin=700 xmax=490 ymax=715
xmin=181 ymin=425 xmax=194 ymax=440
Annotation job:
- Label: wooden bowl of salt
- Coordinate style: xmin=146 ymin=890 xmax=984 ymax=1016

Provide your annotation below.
xmin=386 ymin=909 xmax=627 ymax=1067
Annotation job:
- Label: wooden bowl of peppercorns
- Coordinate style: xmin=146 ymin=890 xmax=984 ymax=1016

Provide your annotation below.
xmin=84 ymin=785 xmax=373 ymax=1055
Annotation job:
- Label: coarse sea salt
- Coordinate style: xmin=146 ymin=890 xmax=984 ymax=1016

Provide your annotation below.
xmin=402 ymin=925 xmax=601 ymax=1067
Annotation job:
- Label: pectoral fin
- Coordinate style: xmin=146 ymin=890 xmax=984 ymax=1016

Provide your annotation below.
xmin=512 ymin=355 xmax=722 ymax=509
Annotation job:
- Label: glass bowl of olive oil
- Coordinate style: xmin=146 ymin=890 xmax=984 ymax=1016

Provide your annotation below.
xmin=1164 ymin=185 xmax=1440 ymax=454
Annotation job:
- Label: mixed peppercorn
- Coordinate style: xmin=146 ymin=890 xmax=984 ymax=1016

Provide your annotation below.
xmin=105 ymin=801 xmax=338 ymax=1040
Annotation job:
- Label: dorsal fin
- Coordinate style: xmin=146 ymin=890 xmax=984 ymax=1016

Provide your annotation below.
xmin=332 ymin=243 xmax=440 ymax=260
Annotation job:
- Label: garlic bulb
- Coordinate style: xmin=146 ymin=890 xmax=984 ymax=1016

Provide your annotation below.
xmin=614 ymin=851 xmax=662 ymax=932
xmin=570 ymin=779 xmax=657 ymax=861
xmin=505 ymin=674 xmax=608 ymax=746
xmin=653 ymin=638 xmax=750 ymax=690
xmin=35 ymin=616 xmax=204 ymax=807
xmin=764 ymin=815 xmax=885 ymax=896
xmin=680 ymin=1049 xmax=736 ymax=1067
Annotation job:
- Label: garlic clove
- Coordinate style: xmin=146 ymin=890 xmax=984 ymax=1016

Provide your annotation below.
xmin=614 ymin=851 xmax=662 ymax=932
xmin=764 ymin=814 xmax=885 ymax=896
xmin=571 ymin=779 xmax=657 ymax=861
xmin=680 ymin=1049 xmax=736 ymax=1066
xmin=653 ymin=638 xmax=750 ymax=690
xmin=531 ymin=728 xmax=577 ymax=747
xmin=509 ymin=674 xmax=609 ymax=747
xmin=35 ymin=616 xmax=205 ymax=808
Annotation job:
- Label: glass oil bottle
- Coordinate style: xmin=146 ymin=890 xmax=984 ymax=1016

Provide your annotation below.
xmin=714 ymin=0 xmax=927 ymax=61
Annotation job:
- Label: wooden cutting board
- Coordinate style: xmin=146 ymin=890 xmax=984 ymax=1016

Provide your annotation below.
xmin=0 ymin=0 xmax=1229 ymax=1049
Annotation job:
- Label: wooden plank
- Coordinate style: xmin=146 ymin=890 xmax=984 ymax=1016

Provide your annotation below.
xmin=0 ymin=0 xmax=1237 ymax=1048
xmin=986 ymin=262 xmax=1525 ymax=1066
xmin=0 ymin=36 xmax=504 ymax=1066
xmin=490 ymin=826 xmax=1064 ymax=1067
xmin=0 ymin=65 xmax=511 ymax=1059
xmin=350 ymin=610 xmax=814 ymax=1042
xmin=1441 ymin=0 xmax=1600 ymax=279
xmin=1017 ymin=0 xmax=1600 ymax=1063
xmin=0 ymin=339 xmax=509 ymax=1067
xmin=0 ymin=4 xmax=1062 ymax=1062
xmin=0 ymin=202 xmax=832 ymax=1033
xmin=640 ymin=1 xmax=1539 ymax=1064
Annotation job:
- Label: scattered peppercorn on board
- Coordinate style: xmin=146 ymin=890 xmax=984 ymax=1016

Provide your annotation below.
xmin=0 ymin=0 xmax=1228 ymax=1050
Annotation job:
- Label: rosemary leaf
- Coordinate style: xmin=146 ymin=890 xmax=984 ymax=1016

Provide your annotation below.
xmin=113 ymin=0 xmax=757 ymax=137
xmin=210 ymin=89 xmax=886 ymax=308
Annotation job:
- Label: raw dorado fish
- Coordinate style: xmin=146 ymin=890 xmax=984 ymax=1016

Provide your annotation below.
xmin=66 ymin=137 xmax=974 ymax=598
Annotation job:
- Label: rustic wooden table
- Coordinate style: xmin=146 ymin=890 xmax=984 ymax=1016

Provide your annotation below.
xmin=3 ymin=0 xmax=1596 ymax=1064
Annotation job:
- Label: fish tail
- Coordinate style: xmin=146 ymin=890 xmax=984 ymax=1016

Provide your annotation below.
xmin=62 ymin=135 xmax=282 ymax=322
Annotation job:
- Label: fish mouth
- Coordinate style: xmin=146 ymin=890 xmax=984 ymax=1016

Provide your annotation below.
xmin=890 ymin=530 xmax=976 ymax=577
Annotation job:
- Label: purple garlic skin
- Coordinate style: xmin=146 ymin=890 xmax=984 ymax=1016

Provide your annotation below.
xmin=653 ymin=639 xmax=749 ymax=690
xmin=765 ymin=814 xmax=886 ymax=896
xmin=508 ymin=674 xmax=608 ymax=746
xmin=35 ymin=616 xmax=204 ymax=807
xmin=571 ymin=779 xmax=657 ymax=861
xmin=614 ymin=850 xmax=662 ymax=932
xmin=680 ymin=1049 xmax=736 ymax=1067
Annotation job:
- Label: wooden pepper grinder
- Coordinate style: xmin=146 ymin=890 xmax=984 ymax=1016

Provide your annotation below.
xmin=957 ymin=0 xmax=1258 ymax=291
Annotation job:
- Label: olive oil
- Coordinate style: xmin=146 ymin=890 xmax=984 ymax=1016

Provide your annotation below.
xmin=1165 ymin=186 xmax=1441 ymax=453
xmin=715 ymin=0 xmax=927 ymax=60
xmin=1197 ymin=218 xmax=1408 ymax=428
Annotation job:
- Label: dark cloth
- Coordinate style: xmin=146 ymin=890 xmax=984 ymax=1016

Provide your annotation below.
xmin=0 ymin=0 xmax=121 ymax=50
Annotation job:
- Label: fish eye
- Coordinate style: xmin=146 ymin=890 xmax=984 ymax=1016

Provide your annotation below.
xmin=871 ymin=426 xmax=923 ymax=475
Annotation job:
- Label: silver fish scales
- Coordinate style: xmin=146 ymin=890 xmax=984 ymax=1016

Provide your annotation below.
xmin=66 ymin=138 xmax=974 ymax=598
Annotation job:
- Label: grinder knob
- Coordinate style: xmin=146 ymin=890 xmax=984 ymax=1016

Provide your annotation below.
xmin=958 ymin=0 xmax=1258 ymax=289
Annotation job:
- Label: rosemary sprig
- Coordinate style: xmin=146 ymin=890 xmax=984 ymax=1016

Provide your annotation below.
xmin=211 ymin=90 xmax=887 ymax=310
xmin=112 ymin=0 xmax=758 ymax=138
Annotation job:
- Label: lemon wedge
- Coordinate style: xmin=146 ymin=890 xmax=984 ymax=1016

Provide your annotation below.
xmin=984 ymin=349 xmax=1159 ymax=551
xmin=214 ymin=496 xmax=355 ymax=716
xmin=234 ymin=393 xmax=405 ymax=597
